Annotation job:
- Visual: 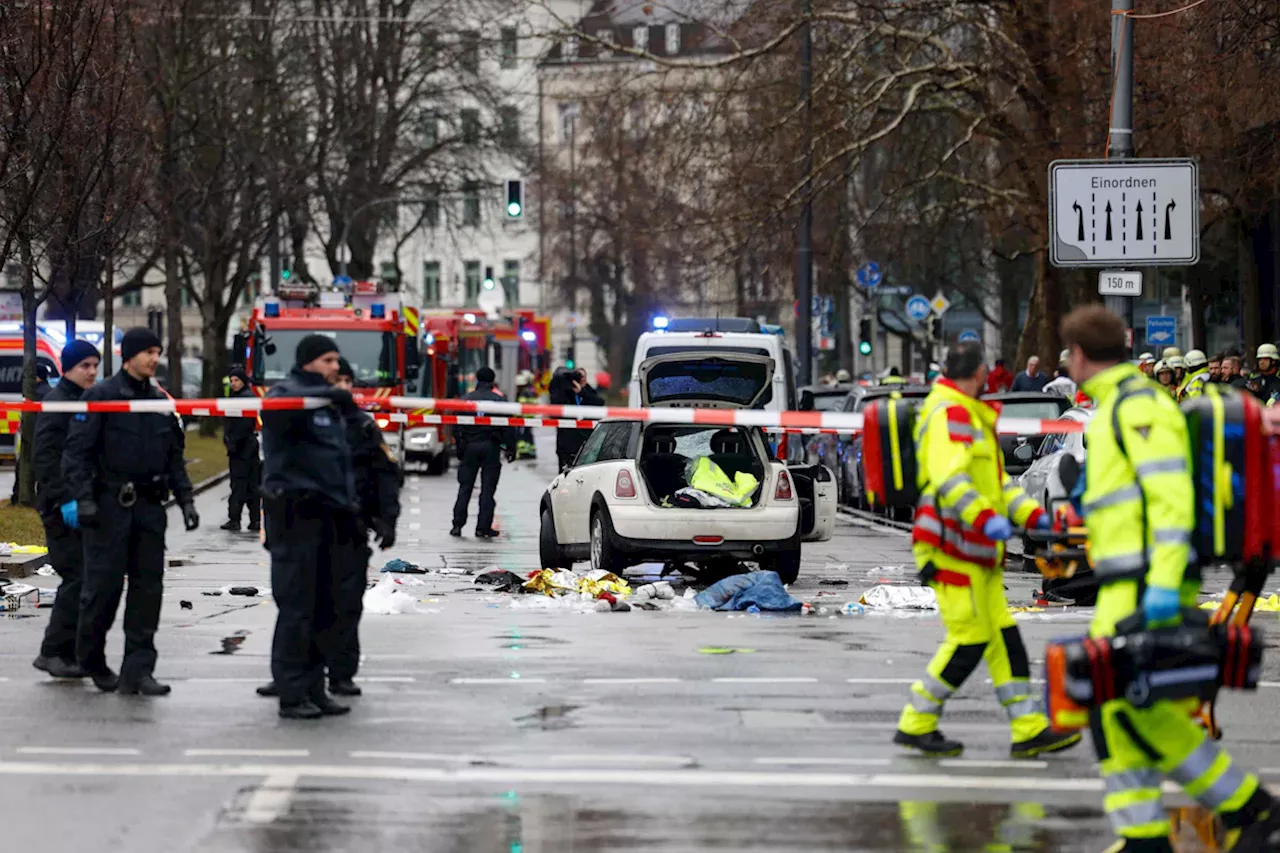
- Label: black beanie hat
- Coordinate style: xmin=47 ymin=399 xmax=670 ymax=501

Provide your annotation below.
xmin=337 ymin=357 xmax=354 ymax=379
xmin=61 ymin=339 xmax=101 ymax=374
xmin=120 ymin=327 xmax=163 ymax=363
xmin=295 ymin=334 xmax=339 ymax=368
xmin=476 ymin=366 xmax=496 ymax=384
xmin=227 ymin=366 xmax=249 ymax=384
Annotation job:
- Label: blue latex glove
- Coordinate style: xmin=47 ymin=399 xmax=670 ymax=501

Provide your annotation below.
xmin=1142 ymin=585 xmax=1181 ymax=626
xmin=60 ymin=501 xmax=78 ymax=530
xmin=982 ymin=516 xmax=1013 ymax=541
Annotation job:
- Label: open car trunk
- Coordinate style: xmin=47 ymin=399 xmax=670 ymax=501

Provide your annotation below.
xmin=638 ymin=424 xmax=767 ymax=509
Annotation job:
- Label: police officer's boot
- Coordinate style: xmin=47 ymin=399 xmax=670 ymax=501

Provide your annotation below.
xmin=1228 ymin=805 xmax=1280 ymax=852
xmin=220 ymin=520 xmax=241 ymax=532
xmin=256 ymin=681 xmax=280 ymax=698
xmin=892 ymin=729 xmax=963 ymax=757
xmin=119 ymin=675 xmax=172 ymax=697
xmin=89 ymin=668 xmax=119 ymax=693
xmin=329 ymin=678 xmax=362 ymax=697
xmin=310 ymin=693 xmax=351 ymax=717
xmin=32 ymin=656 xmax=86 ymax=679
xmin=279 ymin=700 xmax=324 ymax=720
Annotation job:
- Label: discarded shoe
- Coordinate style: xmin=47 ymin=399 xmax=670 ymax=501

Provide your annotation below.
xmin=118 ymin=676 xmax=172 ymax=697
xmin=33 ymin=656 xmax=86 ymax=679
xmin=310 ymin=694 xmax=351 ymax=716
xmin=256 ymin=681 xmax=280 ymax=698
xmin=328 ymin=679 xmax=362 ymax=697
xmin=220 ymin=520 xmax=240 ymax=532
xmin=893 ymin=729 xmax=964 ymax=757
xmin=279 ymin=701 xmax=324 ymax=720
xmin=1011 ymin=728 xmax=1082 ymax=758
xmin=89 ymin=669 xmax=120 ymax=693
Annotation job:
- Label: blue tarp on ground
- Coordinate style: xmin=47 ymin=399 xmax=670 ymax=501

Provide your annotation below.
xmin=694 ymin=571 xmax=802 ymax=612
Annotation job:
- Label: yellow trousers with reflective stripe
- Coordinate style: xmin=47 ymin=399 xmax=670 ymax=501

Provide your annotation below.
xmin=898 ymin=569 xmax=1050 ymax=742
xmin=1093 ymin=697 xmax=1259 ymax=841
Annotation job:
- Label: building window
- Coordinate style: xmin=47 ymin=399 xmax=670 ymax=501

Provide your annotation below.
xmin=460 ymin=109 xmax=480 ymax=145
xmin=502 ymin=260 xmax=520 ymax=306
xmin=423 ymin=261 xmax=441 ymax=307
xmin=566 ymin=35 xmax=579 ymax=58
xmin=460 ymin=30 xmax=480 ymax=73
xmin=181 ymin=287 xmax=194 ymax=308
xmin=500 ymin=27 xmax=517 ymax=68
xmin=464 ymin=261 xmax=480 ymax=305
xmin=419 ymin=110 xmax=438 ymax=148
xmin=379 ymin=261 xmax=400 ymax=286
xmin=596 ymin=29 xmax=615 ymax=54
xmin=558 ymin=102 xmax=578 ymax=143
xmin=423 ymin=190 xmax=440 ymax=228
xmin=664 ymin=23 xmax=680 ymax=55
xmin=122 ymin=288 xmax=141 ymax=307
xmin=633 ymin=25 xmax=649 ymax=51
xmin=462 ymin=181 xmax=481 ymax=226
xmin=498 ymin=105 xmax=519 ymax=148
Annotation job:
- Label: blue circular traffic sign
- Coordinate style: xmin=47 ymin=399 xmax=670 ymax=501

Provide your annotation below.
xmin=856 ymin=262 xmax=882 ymax=288
xmin=959 ymin=330 xmax=980 ymax=343
xmin=905 ymin=295 xmax=931 ymax=322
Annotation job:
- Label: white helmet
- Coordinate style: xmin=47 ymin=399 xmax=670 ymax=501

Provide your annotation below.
xmin=835 ymin=369 xmax=852 ymax=383
xmin=1167 ymin=355 xmax=1185 ymax=370
xmin=1257 ymin=343 xmax=1279 ymax=361
xmin=1155 ymin=360 xmax=1171 ymax=376
xmin=516 ymin=370 xmax=534 ymax=385
xmin=1058 ymin=349 xmax=1070 ymax=365
xmin=1139 ymin=352 xmax=1155 ymax=363
xmin=1184 ymin=349 xmax=1208 ymax=369
xmin=1162 ymin=346 xmax=1182 ymax=360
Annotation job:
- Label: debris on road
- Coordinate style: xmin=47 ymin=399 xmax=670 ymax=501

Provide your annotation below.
xmin=819 ymin=579 xmax=849 ymax=586
xmin=35 ymin=565 xmax=56 ymax=577
xmin=228 ymin=586 xmax=259 ymax=597
xmin=694 ymin=571 xmax=802 ymax=613
xmin=363 ymin=575 xmax=421 ymax=615
xmin=859 ymin=585 xmax=938 ymax=611
xmin=523 ymin=568 xmax=632 ymax=600
xmin=381 ymin=558 xmax=426 ymax=574
xmin=180 ymin=600 xmax=193 ymax=610
xmin=475 ymin=569 xmax=526 ymax=592
xmin=698 ymin=646 xmax=755 ymax=655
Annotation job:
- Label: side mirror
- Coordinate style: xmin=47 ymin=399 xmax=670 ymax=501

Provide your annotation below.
xmin=1013 ymin=442 xmax=1035 ymax=463
xmin=1058 ymin=454 xmax=1081 ymax=493
xmin=800 ymin=390 xmax=815 ymax=411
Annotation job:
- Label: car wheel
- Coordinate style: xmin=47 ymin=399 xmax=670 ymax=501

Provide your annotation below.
xmin=540 ymin=508 xmax=570 ymax=570
xmin=590 ymin=509 xmax=620 ymax=574
xmin=768 ymin=547 xmax=801 ymax=585
xmin=427 ymin=453 xmax=448 ymax=476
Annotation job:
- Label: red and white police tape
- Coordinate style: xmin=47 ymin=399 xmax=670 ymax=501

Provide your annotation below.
xmin=0 ymin=394 xmax=1087 ymax=436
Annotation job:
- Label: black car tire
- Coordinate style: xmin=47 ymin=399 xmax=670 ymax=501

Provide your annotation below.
xmin=427 ymin=453 xmax=448 ymax=476
xmin=768 ymin=547 xmax=801 ymax=585
xmin=589 ymin=508 xmax=620 ymax=574
xmin=540 ymin=508 xmax=571 ymax=570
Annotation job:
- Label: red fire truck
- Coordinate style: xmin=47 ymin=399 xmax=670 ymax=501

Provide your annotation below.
xmin=237 ymin=280 xmax=424 ymax=464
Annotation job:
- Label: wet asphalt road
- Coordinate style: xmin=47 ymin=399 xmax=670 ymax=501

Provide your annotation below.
xmin=2 ymin=432 xmax=1279 ymax=852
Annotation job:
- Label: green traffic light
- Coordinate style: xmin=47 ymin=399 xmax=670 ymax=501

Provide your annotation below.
xmin=507 ymin=201 xmax=522 ymax=217
xmin=565 ymin=359 xmax=575 ymax=369
xmin=859 ymin=341 xmax=872 ymax=355
xmin=281 ymin=269 xmax=292 ymax=280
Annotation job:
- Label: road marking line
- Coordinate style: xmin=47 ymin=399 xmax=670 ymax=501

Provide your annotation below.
xmin=410 ymin=508 xmax=420 ymax=514
xmin=846 ymin=678 xmax=916 ymax=685
xmin=712 ymin=677 xmax=819 ymax=684
xmin=450 ymin=677 xmax=547 ymax=685
xmin=582 ymin=678 xmax=683 ymax=685
xmin=242 ymin=771 xmax=298 ymax=825
xmin=543 ymin=754 xmax=695 ymax=766
xmin=939 ymin=759 xmax=1049 ymax=770
xmin=186 ymin=749 xmax=310 ymax=758
xmin=754 ymin=757 xmax=893 ymax=767
xmin=350 ymin=751 xmax=488 ymax=764
xmin=409 ymin=523 xmax=421 ymax=530
xmin=354 ymin=676 xmax=416 ymax=683
xmin=17 ymin=747 xmax=140 ymax=756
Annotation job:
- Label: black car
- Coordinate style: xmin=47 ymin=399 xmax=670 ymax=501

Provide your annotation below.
xmin=981 ymin=392 xmax=1073 ymax=476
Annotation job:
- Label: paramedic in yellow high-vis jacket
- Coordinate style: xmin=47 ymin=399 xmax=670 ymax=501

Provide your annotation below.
xmin=1062 ymin=304 xmax=1280 ymax=853
xmin=894 ymin=340 xmax=1082 ymax=759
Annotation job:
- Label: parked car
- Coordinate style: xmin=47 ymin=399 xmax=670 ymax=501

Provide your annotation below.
xmin=981 ymin=392 xmax=1073 ymax=477
xmin=541 ymin=352 xmax=837 ymax=584
xmin=1017 ymin=406 xmax=1092 ymax=530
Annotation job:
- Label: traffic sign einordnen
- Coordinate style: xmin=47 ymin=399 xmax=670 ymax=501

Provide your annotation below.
xmin=1049 ymin=158 xmax=1199 ymax=267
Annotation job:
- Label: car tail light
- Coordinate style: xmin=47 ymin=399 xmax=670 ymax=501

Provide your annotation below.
xmin=615 ymin=469 xmax=637 ymax=499
xmin=774 ymin=470 xmax=794 ymax=501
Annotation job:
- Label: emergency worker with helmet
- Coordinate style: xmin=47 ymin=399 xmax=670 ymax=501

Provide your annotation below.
xmin=893 ymin=340 xmax=1081 ymax=759
xmin=1061 ymin=304 xmax=1280 ymax=852
xmin=1248 ymin=344 xmax=1280 ymax=404
xmin=1177 ymin=350 xmax=1210 ymax=401
xmin=1153 ymin=361 xmax=1177 ymax=396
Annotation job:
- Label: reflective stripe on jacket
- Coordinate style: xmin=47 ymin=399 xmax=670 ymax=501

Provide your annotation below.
xmin=1178 ymin=368 xmax=1209 ymax=401
xmin=1080 ymin=363 xmax=1194 ymax=637
xmin=911 ymin=380 xmax=1044 ymax=575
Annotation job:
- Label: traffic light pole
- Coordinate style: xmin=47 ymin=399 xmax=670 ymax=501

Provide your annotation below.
xmin=1103 ymin=0 xmax=1136 ymax=351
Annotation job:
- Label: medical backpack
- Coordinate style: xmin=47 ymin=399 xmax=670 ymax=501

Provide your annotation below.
xmin=861 ymin=396 xmax=921 ymax=509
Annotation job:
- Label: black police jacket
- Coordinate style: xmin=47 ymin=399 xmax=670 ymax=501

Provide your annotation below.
xmin=61 ymin=369 xmax=194 ymax=505
xmin=347 ymin=409 xmax=401 ymax=528
xmin=260 ymin=367 xmax=357 ymax=510
xmin=33 ymin=379 xmax=86 ymax=515
xmin=223 ymin=386 xmax=258 ymax=450
xmin=549 ymin=370 xmax=603 ymax=457
xmin=453 ymin=382 xmax=516 ymax=450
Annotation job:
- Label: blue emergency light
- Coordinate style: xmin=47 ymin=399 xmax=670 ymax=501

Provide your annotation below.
xmin=652 ymin=315 xmax=669 ymax=330
xmin=424 ymin=332 xmax=435 ymax=346
xmin=370 ymin=303 xmax=386 ymax=319
xmin=521 ymin=330 xmax=537 ymax=343
xmin=264 ymin=302 xmax=280 ymax=318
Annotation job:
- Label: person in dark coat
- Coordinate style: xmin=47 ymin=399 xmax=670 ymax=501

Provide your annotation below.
xmin=221 ymin=367 xmax=261 ymax=532
xmin=31 ymin=341 xmax=101 ymax=679
xmin=450 ymin=366 xmax=515 ymax=538
xmin=260 ymin=334 xmax=358 ymax=720
xmin=1010 ymin=356 xmax=1050 ymax=392
xmin=549 ymin=366 xmax=603 ymax=470
xmin=61 ymin=328 xmax=198 ymax=696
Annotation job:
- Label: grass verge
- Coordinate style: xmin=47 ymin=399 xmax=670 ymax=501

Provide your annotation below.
xmin=0 ymin=502 xmax=46 ymax=547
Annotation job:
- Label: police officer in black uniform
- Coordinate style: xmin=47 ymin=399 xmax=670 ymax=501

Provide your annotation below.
xmin=256 ymin=356 xmax=399 ymax=700
xmin=62 ymin=328 xmax=198 ymax=695
xmin=31 ymin=340 xmax=101 ymax=679
xmin=260 ymin=334 xmax=358 ymax=720
xmin=450 ymin=366 xmax=514 ymax=538
xmin=221 ymin=367 xmax=261 ymax=532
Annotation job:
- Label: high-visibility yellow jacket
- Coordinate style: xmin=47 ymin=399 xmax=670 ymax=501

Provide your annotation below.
xmin=1178 ymin=367 xmax=1209 ymax=401
xmin=911 ymin=380 xmax=1044 ymax=580
xmin=1080 ymin=363 xmax=1195 ymax=637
